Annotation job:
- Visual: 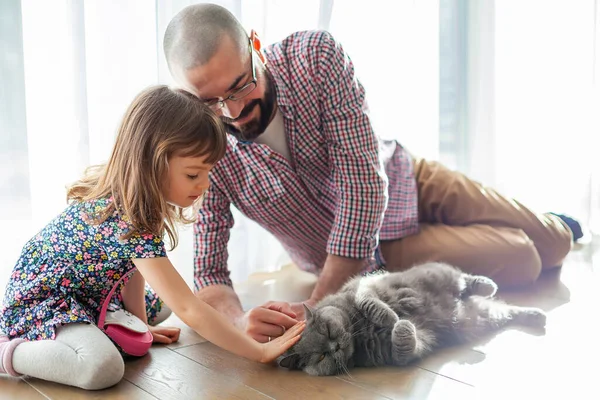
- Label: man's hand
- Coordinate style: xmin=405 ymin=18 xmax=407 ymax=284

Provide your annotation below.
xmin=289 ymin=302 xmax=306 ymax=320
xmin=242 ymin=301 xmax=300 ymax=343
xmin=288 ymin=299 xmax=318 ymax=321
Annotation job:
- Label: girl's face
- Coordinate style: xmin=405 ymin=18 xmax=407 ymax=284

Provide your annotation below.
xmin=163 ymin=155 xmax=213 ymax=208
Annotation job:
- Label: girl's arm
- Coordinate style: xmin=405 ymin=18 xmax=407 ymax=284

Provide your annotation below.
xmin=120 ymin=269 xmax=180 ymax=344
xmin=133 ymin=257 xmax=305 ymax=363
xmin=120 ymin=270 xmax=148 ymax=324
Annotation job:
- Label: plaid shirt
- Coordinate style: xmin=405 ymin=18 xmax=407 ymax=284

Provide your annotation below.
xmin=194 ymin=30 xmax=419 ymax=290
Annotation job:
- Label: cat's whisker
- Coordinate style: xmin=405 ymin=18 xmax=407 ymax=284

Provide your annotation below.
xmin=335 ymin=356 xmax=354 ymax=380
xmin=350 ymin=326 xmax=370 ymax=338
xmin=340 ymin=364 xmax=352 ymax=379
xmin=343 ymin=365 xmax=354 ymax=380
xmin=349 ymin=317 xmax=363 ymax=329
xmin=351 ymin=322 xmax=370 ymax=333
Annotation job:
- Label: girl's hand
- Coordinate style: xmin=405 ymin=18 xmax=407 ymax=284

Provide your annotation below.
xmin=259 ymin=320 xmax=306 ymax=363
xmin=149 ymin=325 xmax=181 ymax=344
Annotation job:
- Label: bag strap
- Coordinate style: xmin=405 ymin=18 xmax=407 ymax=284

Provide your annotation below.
xmin=97 ymin=269 xmax=135 ymax=329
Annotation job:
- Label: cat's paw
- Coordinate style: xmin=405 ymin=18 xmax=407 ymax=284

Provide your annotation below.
xmin=391 ymin=319 xmax=417 ymax=365
xmin=394 ymin=319 xmax=417 ymax=338
xmin=468 ymin=276 xmax=498 ymax=297
xmin=396 ymin=289 xmax=422 ymax=312
xmin=514 ymin=307 xmax=547 ymax=328
xmin=358 ymin=296 xmax=399 ymax=327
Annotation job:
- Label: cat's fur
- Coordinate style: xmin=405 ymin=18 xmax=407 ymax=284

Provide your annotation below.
xmin=278 ymin=262 xmax=546 ymax=376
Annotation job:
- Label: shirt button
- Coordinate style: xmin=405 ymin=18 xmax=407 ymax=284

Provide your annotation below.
xmin=261 ymin=196 xmax=268 ymax=202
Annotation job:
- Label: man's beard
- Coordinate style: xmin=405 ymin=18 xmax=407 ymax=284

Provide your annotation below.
xmin=221 ymin=72 xmax=276 ymax=142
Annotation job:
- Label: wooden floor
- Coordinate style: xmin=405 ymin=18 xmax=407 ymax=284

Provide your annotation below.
xmin=1 ymin=237 xmax=599 ymax=399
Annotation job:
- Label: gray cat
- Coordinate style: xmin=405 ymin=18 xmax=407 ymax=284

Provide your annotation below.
xmin=278 ymin=262 xmax=546 ymax=376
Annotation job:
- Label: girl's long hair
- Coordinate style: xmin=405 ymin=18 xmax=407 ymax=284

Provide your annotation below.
xmin=67 ymin=85 xmax=227 ymax=249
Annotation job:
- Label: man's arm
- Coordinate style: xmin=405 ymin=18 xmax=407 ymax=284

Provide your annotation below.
xmin=195 ymin=174 xmax=299 ymax=342
xmin=196 ymin=284 xmax=299 ymax=342
xmin=193 ymin=171 xmax=259 ymax=328
xmin=308 ymin=254 xmax=365 ymax=304
xmin=287 ymin=254 xmax=365 ymax=319
xmin=195 ymin=284 xmax=245 ymax=328
xmin=194 ymin=172 xmax=239 ymax=313
xmin=308 ymin=32 xmax=389 ymax=302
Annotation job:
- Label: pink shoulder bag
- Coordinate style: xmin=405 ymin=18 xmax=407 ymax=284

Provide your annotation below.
xmin=97 ymin=271 xmax=153 ymax=357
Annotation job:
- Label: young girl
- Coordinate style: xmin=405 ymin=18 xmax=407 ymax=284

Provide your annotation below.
xmin=0 ymin=85 xmax=305 ymax=390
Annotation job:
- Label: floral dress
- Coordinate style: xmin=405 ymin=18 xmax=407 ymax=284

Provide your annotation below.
xmin=0 ymin=197 xmax=166 ymax=341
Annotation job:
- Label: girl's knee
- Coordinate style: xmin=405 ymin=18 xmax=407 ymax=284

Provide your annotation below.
xmin=77 ymin=347 xmax=124 ymax=390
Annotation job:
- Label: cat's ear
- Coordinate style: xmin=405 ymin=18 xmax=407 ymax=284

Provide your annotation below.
xmin=303 ymin=303 xmax=315 ymax=321
xmin=278 ymin=353 xmax=301 ymax=369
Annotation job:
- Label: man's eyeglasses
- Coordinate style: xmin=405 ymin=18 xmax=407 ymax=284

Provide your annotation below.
xmin=205 ymin=41 xmax=257 ymax=111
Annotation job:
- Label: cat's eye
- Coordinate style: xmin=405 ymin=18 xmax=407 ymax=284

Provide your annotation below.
xmin=318 ymin=354 xmax=325 ymax=361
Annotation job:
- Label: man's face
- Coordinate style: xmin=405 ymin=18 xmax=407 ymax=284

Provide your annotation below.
xmin=178 ymin=35 xmax=276 ymax=141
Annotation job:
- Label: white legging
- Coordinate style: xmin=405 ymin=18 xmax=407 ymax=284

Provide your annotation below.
xmin=12 ymin=323 xmax=125 ymax=390
xmin=4 ymin=304 xmax=171 ymax=390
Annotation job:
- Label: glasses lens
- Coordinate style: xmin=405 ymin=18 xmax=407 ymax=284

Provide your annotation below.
xmin=207 ymin=101 xmax=224 ymax=111
xmin=230 ymin=82 xmax=257 ymax=101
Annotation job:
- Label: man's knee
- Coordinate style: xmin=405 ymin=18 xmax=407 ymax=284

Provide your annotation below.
xmin=538 ymin=220 xmax=573 ymax=269
xmin=484 ymin=235 xmax=542 ymax=288
xmin=380 ymin=226 xmax=544 ymax=288
xmin=432 ymin=229 xmax=543 ymax=289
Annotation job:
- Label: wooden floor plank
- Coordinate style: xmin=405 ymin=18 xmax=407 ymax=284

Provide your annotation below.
xmin=158 ymin=314 xmax=207 ymax=350
xmin=124 ymin=346 xmax=269 ymax=400
xmin=0 ymin=377 xmax=47 ymax=400
xmin=175 ymin=342 xmax=392 ymax=399
xmin=335 ymin=366 xmax=478 ymax=400
xmin=23 ymin=378 xmax=155 ymax=400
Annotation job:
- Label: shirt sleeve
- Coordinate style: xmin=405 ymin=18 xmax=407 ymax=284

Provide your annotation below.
xmin=98 ymin=213 xmax=167 ymax=260
xmin=193 ymin=179 xmax=235 ymax=291
xmin=313 ymin=31 xmax=389 ymax=260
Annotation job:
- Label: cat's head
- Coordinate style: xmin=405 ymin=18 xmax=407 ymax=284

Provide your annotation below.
xmin=278 ymin=303 xmax=354 ymax=376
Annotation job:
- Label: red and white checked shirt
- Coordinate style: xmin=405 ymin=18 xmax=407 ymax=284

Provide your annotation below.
xmin=194 ymin=30 xmax=419 ymax=290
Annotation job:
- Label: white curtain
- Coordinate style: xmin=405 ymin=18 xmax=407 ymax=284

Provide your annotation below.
xmin=1 ymin=0 xmax=597 ymax=293
xmin=463 ymin=0 xmax=600 ymax=235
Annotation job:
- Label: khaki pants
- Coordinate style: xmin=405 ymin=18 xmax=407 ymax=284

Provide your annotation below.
xmin=380 ymin=156 xmax=573 ymax=288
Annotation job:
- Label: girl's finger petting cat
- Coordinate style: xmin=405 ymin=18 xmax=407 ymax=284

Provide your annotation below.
xmin=259 ymin=321 xmax=306 ymax=362
xmin=272 ymin=321 xmax=306 ymax=345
